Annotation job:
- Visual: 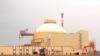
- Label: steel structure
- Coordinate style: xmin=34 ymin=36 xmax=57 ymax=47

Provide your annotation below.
xmin=82 ymin=41 xmax=96 ymax=56
xmin=19 ymin=28 xmax=33 ymax=46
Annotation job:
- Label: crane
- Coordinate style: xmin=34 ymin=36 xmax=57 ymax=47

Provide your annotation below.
xmin=82 ymin=41 xmax=96 ymax=56
xmin=19 ymin=28 xmax=34 ymax=46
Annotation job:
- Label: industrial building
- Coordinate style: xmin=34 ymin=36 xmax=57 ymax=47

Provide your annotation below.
xmin=32 ymin=19 xmax=89 ymax=48
xmin=0 ymin=14 xmax=96 ymax=55
xmin=30 ymin=19 xmax=90 ymax=54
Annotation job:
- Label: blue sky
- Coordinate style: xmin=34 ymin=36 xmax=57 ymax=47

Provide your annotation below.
xmin=0 ymin=0 xmax=100 ymax=51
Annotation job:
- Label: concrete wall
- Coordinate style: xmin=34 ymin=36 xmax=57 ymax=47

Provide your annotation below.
xmin=50 ymin=33 xmax=80 ymax=49
xmin=0 ymin=46 xmax=81 ymax=55
xmin=77 ymin=30 xmax=89 ymax=48
xmin=39 ymin=30 xmax=89 ymax=49
xmin=0 ymin=46 xmax=13 ymax=55
xmin=33 ymin=32 xmax=51 ymax=42
xmin=33 ymin=32 xmax=66 ymax=42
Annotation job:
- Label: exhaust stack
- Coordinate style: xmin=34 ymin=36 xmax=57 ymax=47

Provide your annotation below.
xmin=61 ymin=13 xmax=64 ymax=27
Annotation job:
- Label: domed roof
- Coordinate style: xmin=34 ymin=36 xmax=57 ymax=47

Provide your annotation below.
xmin=36 ymin=23 xmax=66 ymax=33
